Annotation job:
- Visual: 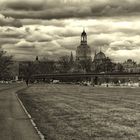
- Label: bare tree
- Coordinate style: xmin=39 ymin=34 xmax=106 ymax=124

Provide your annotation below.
xmin=58 ymin=55 xmax=71 ymax=73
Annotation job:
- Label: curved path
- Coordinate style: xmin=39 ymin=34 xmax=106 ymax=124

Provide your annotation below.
xmin=0 ymin=85 xmax=41 ymax=140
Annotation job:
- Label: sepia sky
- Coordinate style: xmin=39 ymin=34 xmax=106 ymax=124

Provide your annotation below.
xmin=1 ymin=0 xmax=140 ymax=62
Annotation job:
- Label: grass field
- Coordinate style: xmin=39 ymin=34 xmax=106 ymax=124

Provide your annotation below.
xmin=18 ymin=84 xmax=140 ymax=140
xmin=0 ymin=83 xmax=20 ymax=90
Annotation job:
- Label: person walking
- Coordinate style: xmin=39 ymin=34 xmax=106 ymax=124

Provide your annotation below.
xmin=26 ymin=79 xmax=29 ymax=86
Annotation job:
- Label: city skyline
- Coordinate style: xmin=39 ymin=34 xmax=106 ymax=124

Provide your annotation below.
xmin=0 ymin=0 xmax=140 ymax=62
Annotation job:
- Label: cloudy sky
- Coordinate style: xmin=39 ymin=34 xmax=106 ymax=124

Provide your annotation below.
xmin=1 ymin=0 xmax=140 ymax=62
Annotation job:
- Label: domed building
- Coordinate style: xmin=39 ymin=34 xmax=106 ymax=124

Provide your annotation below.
xmin=74 ymin=30 xmax=114 ymax=73
xmin=76 ymin=30 xmax=92 ymax=62
xmin=94 ymin=51 xmax=106 ymax=61
xmin=92 ymin=51 xmax=114 ymax=73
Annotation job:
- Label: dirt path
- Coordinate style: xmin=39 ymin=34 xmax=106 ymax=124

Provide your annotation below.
xmin=0 ymin=85 xmax=41 ymax=140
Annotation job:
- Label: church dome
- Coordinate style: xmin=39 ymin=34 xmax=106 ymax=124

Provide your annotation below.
xmin=94 ymin=51 xmax=106 ymax=60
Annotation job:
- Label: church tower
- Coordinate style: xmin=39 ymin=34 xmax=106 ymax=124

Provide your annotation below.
xmin=81 ymin=29 xmax=87 ymax=44
xmin=76 ymin=29 xmax=92 ymax=61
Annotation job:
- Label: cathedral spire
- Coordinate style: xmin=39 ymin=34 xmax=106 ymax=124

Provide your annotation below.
xmin=70 ymin=51 xmax=74 ymax=64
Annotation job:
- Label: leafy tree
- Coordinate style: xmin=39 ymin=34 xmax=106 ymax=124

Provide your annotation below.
xmin=0 ymin=50 xmax=13 ymax=80
xmin=19 ymin=61 xmax=36 ymax=82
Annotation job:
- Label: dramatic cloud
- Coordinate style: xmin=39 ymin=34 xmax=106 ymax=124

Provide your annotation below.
xmin=0 ymin=14 xmax=22 ymax=27
xmin=1 ymin=0 xmax=140 ymax=19
xmin=1 ymin=0 xmax=140 ymax=62
xmin=3 ymin=0 xmax=45 ymax=11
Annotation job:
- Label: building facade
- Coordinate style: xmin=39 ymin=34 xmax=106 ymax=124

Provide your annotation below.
xmin=76 ymin=30 xmax=92 ymax=61
xmin=123 ymin=59 xmax=140 ymax=73
xmin=75 ymin=30 xmax=92 ymax=72
xmin=92 ymin=51 xmax=114 ymax=73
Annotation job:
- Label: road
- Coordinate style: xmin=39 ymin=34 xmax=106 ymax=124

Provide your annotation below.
xmin=0 ymin=85 xmax=41 ymax=140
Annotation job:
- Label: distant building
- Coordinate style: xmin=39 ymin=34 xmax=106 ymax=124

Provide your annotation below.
xmin=123 ymin=59 xmax=140 ymax=73
xmin=14 ymin=30 xmax=140 ymax=76
xmin=76 ymin=30 xmax=92 ymax=72
xmin=92 ymin=51 xmax=114 ymax=72
xmin=94 ymin=51 xmax=106 ymax=63
xmin=76 ymin=30 xmax=92 ymax=62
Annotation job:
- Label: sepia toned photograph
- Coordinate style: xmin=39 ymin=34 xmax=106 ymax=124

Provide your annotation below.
xmin=1 ymin=0 xmax=140 ymax=140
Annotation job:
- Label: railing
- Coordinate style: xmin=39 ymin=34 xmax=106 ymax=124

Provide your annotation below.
xmin=31 ymin=72 xmax=140 ymax=79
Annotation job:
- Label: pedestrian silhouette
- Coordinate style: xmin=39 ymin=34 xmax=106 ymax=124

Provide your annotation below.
xmin=26 ymin=79 xmax=29 ymax=86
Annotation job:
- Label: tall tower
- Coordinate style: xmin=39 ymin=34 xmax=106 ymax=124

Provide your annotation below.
xmin=81 ymin=29 xmax=87 ymax=44
xmin=76 ymin=30 xmax=92 ymax=61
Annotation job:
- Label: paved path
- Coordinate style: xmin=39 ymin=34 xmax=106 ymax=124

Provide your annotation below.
xmin=0 ymin=85 xmax=41 ymax=140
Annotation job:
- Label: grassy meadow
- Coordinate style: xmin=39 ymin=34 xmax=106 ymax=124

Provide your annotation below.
xmin=18 ymin=84 xmax=140 ymax=140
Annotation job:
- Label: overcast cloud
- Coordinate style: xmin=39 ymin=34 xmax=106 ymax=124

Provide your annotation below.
xmin=0 ymin=0 xmax=140 ymax=62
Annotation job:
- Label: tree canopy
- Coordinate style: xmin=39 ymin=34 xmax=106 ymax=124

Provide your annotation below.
xmin=0 ymin=50 xmax=13 ymax=80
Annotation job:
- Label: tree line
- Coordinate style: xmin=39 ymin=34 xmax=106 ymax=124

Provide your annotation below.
xmin=0 ymin=49 xmax=124 ymax=81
